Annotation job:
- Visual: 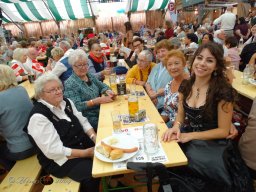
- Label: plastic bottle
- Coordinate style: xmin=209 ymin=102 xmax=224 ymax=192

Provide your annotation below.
xmin=242 ymin=64 xmax=250 ymax=85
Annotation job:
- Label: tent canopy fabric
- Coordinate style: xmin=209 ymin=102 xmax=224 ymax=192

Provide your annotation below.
xmin=0 ymin=0 xmax=93 ymax=23
xmin=0 ymin=0 xmax=169 ymax=23
xmin=126 ymin=0 xmax=169 ymax=12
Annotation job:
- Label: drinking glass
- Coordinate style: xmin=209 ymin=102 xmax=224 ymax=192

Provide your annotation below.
xmin=111 ymin=111 xmax=121 ymax=133
xmin=109 ymin=74 xmax=117 ymax=94
xmin=143 ymin=123 xmax=159 ymax=155
xmin=129 ymin=83 xmax=136 ymax=95
xmin=128 ymin=95 xmax=139 ymax=118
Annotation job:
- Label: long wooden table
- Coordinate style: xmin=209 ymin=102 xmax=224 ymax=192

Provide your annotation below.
xmin=20 ymin=80 xmax=35 ymax=99
xmin=232 ymin=70 xmax=256 ymax=100
xmin=92 ymin=85 xmax=187 ymax=178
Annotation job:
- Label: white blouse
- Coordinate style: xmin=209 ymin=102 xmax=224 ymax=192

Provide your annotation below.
xmin=27 ymin=98 xmax=93 ymax=166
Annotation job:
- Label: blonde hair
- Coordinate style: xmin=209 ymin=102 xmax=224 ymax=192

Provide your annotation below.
xmin=163 ymin=50 xmax=186 ymax=68
xmin=0 ymin=65 xmax=17 ymax=91
xmin=51 ymin=47 xmax=64 ymax=59
xmin=154 ymin=39 xmax=173 ymax=52
xmin=13 ymin=48 xmax=27 ymax=62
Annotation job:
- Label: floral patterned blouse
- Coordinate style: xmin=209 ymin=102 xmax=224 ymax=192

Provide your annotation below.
xmin=161 ymin=80 xmax=179 ymax=127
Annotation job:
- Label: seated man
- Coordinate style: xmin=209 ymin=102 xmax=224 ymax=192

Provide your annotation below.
xmin=214 ymin=29 xmax=226 ymax=45
xmin=124 ymin=37 xmax=155 ymax=68
xmin=51 ymin=40 xmax=74 ymax=83
xmin=25 ymin=47 xmax=45 ymax=78
xmin=125 ymin=50 xmax=155 ymax=86
xmin=239 ymin=98 xmax=256 ymax=190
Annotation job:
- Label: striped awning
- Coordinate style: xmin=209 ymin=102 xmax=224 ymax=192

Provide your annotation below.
xmin=126 ymin=0 xmax=169 ymax=12
xmin=0 ymin=0 xmax=93 ymax=23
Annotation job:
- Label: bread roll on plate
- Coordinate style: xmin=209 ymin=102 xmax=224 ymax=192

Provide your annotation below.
xmin=110 ymin=149 xmax=124 ymax=160
xmin=96 ymin=145 xmax=112 ymax=158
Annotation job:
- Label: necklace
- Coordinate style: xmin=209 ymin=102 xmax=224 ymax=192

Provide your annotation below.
xmin=196 ymin=88 xmax=200 ymax=99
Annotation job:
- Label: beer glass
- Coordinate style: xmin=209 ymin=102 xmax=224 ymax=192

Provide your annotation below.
xmin=111 ymin=111 xmax=121 ymax=133
xmin=143 ymin=123 xmax=159 ymax=154
xmin=129 ymin=83 xmax=136 ymax=95
xmin=128 ymin=95 xmax=139 ymax=118
xmin=109 ymin=74 xmax=117 ymax=94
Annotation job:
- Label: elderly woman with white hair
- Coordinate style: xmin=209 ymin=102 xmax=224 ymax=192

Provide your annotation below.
xmin=0 ymin=65 xmax=35 ymax=171
xmin=64 ymin=49 xmax=116 ymax=130
xmin=26 ymin=73 xmax=99 ymax=192
xmin=213 ymin=29 xmax=226 ymax=45
xmin=46 ymin=47 xmax=64 ymax=71
xmin=10 ymin=48 xmax=29 ymax=82
xmin=125 ymin=50 xmax=156 ymax=86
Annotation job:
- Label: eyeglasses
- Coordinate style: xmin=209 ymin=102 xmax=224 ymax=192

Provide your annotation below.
xmin=74 ymin=64 xmax=88 ymax=69
xmin=133 ymin=43 xmax=141 ymax=48
xmin=43 ymin=87 xmax=63 ymax=94
xmin=137 ymin=58 xmax=149 ymax=64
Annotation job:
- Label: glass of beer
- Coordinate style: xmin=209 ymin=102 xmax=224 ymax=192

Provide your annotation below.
xmin=111 ymin=110 xmax=121 ymax=133
xmin=109 ymin=74 xmax=117 ymax=94
xmin=128 ymin=95 xmax=139 ymax=118
xmin=143 ymin=123 xmax=159 ymax=155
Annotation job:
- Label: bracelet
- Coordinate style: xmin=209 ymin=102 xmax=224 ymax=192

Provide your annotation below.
xmin=90 ymin=99 xmax=94 ymax=106
xmin=90 ymin=134 xmax=95 ymax=140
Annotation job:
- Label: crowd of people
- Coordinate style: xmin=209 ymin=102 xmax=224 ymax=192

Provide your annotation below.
xmin=0 ymin=6 xmax=256 ymax=192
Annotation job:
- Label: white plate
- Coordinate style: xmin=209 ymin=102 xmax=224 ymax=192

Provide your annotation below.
xmin=95 ymin=135 xmax=139 ymax=163
xmin=248 ymin=78 xmax=256 ymax=86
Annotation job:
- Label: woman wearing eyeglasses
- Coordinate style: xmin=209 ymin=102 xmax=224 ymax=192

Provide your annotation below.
xmin=125 ymin=50 xmax=156 ymax=86
xmin=26 ymin=73 xmax=99 ymax=192
xmin=64 ymin=49 xmax=116 ymax=130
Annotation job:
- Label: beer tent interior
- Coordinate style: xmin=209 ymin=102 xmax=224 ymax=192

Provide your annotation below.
xmin=0 ymin=0 xmax=170 ymax=38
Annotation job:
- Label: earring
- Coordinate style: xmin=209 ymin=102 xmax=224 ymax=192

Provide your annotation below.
xmin=213 ymin=70 xmax=217 ymax=76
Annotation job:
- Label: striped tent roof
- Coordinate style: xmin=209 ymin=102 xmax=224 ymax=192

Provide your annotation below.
xmin=0 ymin=0 xmax=93 ymax=23
xmin=126 ymin=0 xmax=169 ymax=12
xmin=0 ymin=0 xmax=170 ymax=23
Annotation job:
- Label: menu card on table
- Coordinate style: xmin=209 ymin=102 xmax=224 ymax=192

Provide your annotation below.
xmin=112 ymin=126 xmax=168 ymax=170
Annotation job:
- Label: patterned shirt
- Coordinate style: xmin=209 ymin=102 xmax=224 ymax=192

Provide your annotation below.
xmin=64 ymin=72 xmax=110 ymax=128
xmin=161 ymin=81 xmax=179 ymax=127
xmin=10 ymin=59 xmax=28 ymax=82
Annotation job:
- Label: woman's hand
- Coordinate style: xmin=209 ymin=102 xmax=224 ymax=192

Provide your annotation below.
xmin=46 ymin=58 xmax=53 ymax=71
xmin=152 ymin=98 xmax=158 ymax=105
xmin=105 ymin=90 xmax=117 ymax=100
xmin=84 ymin=147 xmax=94 ymax=158
xmin=103 ymin=68 xmax=112 ymax=76
xmin=226 ymin=123 xmax=238 ymax=139
xmin=177 ymin=133 xmax=194 ymax=143
xmin=95 ymin=96 xmax=114 ymax=104
xmin=22 ymin=75 xmax=28 ymax=81
xmin=148 ymin=91 xmax=157 ymax=99
xmin=161 ymin=126 xmax=180 ymax=142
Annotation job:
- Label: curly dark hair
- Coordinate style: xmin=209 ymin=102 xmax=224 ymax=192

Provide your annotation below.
xmin=179 ymin=42 xmax=237 ymax=120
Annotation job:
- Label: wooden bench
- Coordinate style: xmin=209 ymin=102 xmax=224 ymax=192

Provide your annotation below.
xmin=0 ymin=155 xmax=41 ymax=192
xmin=0 ymin=156 xmax=80 ymax=192
xmin=42 ymin=175 xmax=80 ymax=192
